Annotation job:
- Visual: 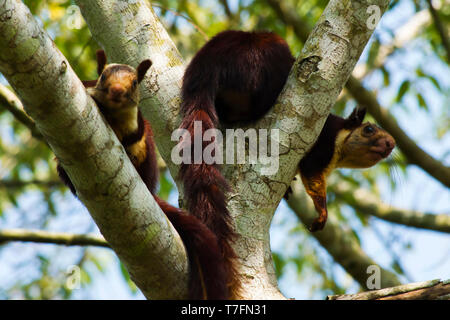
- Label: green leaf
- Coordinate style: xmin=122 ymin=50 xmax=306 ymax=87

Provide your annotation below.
xmin=6 ymin=191 xmax=18 ymax=207
xmin=391 ymin=261 xmax=405 ymax=275
xmin=417 ymin=93 xmax=427 ymax=110
xmin=119 ymin=261 xmax=138 ymax=293
xmin=395 ymin=80 xmax=410 ymax=103
xmin=119 ymin=261 xmax=131 ymax=281
xmin=426 ymin=75 xmax=441 ymax=91
xmin=80 ymin=269 xmax=92 ymax=285
xmin=158 ymin=171 xmax=174 ymax=201
xmin=89 ymin=256 xmax=105 ymax=273
xmin=416 ymin=68 xmax=441 ymax=90
xmin=381 ymin=66 xmax=390 ymax=86
xmin=272 ymin=252 xmax=286 ymax=278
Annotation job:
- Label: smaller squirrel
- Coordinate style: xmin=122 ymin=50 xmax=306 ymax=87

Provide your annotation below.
xmin=56 ymin=50 xmax=229 ymax=299
xmin=295 ymin=107 xmax=395 ymax=231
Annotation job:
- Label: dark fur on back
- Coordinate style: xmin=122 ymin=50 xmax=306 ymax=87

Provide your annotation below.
xmin=180 ymin=31 xmax=295 ymax=295
xmin=182 ymin=30 xmax=394 ymax=238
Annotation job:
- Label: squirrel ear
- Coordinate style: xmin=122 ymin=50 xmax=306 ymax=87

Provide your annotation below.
xmin=347 ymin=106 xmax=366 ymax=126
xmin=137 ymin=59 xmax=152 ymax=83
xmin=96 ymin=50 xmax=107 ymax=76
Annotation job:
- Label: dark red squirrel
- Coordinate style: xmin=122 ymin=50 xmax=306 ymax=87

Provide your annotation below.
xmin=56 ymin=50 xmax=229 ymax=299
xmin=180 ymin=30 xmax=395 ymax=265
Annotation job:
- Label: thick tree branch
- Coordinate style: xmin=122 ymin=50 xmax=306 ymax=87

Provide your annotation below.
xmin=268 ymin=0 xmax=450 ymax=188
xmin=0 ymin=0 xmax=190 ymax=299
xmin=328 ymin=279 xmax=450 ymax=300
xmin=333 ymin=181 xmax=450 ymax=233
xmin=0 ymin=228 xmax=109 ymax=248
xmin=76 ymin=0 xmax=390 ymax=299
xmin=286 ymin=180 xmax=402 ymax=289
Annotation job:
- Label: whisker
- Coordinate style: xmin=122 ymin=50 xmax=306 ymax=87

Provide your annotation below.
xmin=386 ymin=151 xmax=405 ymax=206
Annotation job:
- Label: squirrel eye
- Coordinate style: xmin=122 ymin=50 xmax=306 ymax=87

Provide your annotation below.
xmin=100 ymin=73 xmax=106 ymax=83
xmin=132 ymin=79 xmax=138 ymax=88
xmin=363 ymin=125 xmax=375 ymax=135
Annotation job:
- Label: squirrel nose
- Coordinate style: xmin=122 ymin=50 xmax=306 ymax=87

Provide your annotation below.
xmin=380 ymin=137 xmax=395 ymax=157
xmin=385 ymin=137 xmax=395 ymax=151
xmin=109 ymin=84 xmax=125 ymax=98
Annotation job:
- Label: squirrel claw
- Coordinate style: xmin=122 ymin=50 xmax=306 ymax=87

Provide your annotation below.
xmin=309 ymin=218 xmax=326 ymax=232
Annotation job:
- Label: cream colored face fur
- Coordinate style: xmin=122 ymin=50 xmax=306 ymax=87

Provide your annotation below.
xmin=331 ymin=123 xmax=395 ymax=173
xmin=89 ymin=63 xmax=140 ymax=110
xmin=87 ymin=64 xmax=140 ymax=139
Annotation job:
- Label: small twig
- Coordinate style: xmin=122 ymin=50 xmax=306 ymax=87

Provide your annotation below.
xmin=0 ymin=228 xmax=110 ymax=248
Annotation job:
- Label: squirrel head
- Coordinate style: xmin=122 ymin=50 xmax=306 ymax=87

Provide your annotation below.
xmin=298 ymin=106 xmax=396 ymax=232
xmin=335 ymin=107 xmax=396 ymax=169
xmin=89 ymin=50 xmax=152 ymax=111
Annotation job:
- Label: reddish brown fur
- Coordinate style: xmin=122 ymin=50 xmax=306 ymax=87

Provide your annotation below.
xmin=57 ymin=51 xmax=229 ymax=299
xmin=180 ymin=31 xmax=294 ymax=295
xmin=181 ymin=30 xmax=395 ymax=242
